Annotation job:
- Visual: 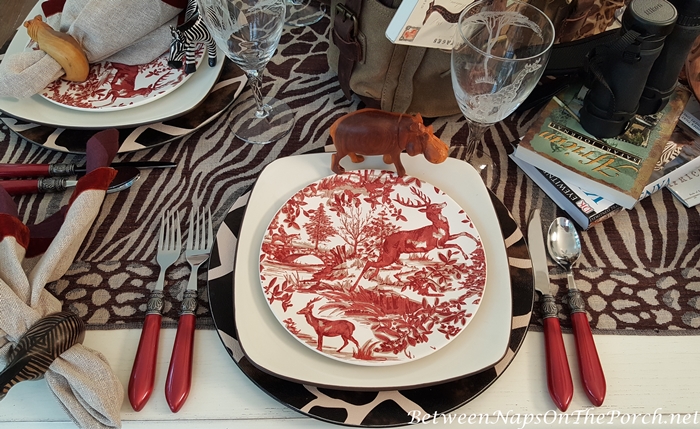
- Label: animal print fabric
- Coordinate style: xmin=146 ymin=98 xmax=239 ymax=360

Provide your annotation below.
xmin=574 ymin=0 xmax=628 ymax=40
xmin=1 ymin=14 xmax=699 ymax=334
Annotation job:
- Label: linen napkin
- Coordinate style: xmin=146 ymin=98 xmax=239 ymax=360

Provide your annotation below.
xmin=0 ymin=129 xmax=124 ymax=429
xmin=0 ymin=0 xmax=187 ymax=99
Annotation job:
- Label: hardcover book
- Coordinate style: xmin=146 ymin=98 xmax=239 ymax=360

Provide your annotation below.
xmin=511 ymin=155 xmax=623 ymax=229
xmin=638 ymin=119 xmax=700 ymax=200
xmin=513 ymin=83 xmax=691 ymax=209
xmin=668 ymin=167 xmax=700 ymax=207
xmin=385 ymin=0 xmax=475 ymax=49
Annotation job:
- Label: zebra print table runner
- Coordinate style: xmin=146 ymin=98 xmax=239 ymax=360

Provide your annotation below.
xmin=0 ymin=14 xmax=699 ymax=334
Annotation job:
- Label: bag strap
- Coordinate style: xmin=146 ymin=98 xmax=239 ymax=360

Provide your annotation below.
xmin=544 ymin=29 xmax=619 ymax=75
xmin=332 ymin=0 xmax=363 ymax=99
xmin=517 ymin=29 xmax=622 ymax=112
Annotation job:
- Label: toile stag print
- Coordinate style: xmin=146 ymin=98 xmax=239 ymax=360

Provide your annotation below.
xmin=259 ymin=170 xmax=487 ymax=365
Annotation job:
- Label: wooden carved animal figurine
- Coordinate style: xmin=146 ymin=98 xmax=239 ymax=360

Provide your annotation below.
xmin=168 ymin=0 xmax=217 ymax=74
xmin=24 ymin=15 xmax=89 ymax=82
xmin=1 ymin=312 xmax=85 ymax=400
xmin=329 ymin=109 xmax=449 ymax=177
xmin=352 ymin=187 xmax=478 ymax=291
xmin=296 ymin=297 xmax=360 ymax=352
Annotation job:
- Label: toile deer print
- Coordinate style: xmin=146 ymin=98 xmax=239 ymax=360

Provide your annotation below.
xmin=352 ymin=187 xmax=478 ymax=290
xmin=297 ymin=297 xmax=360 ymax=352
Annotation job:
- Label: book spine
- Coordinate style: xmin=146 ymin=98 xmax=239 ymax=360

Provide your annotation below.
xmin=537 ymin=168 xmax=622 ymax=225
xmin=537 ymin=169 xmax=595 ymax=220
xmin=586 ymin=203 xmax=623 ymax=224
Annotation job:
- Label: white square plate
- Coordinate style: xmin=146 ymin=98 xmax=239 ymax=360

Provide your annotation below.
xmin=233 ymin=153 xmax=512 ymax=390
xmin=0 ymin=0 xmax=224 ymax=129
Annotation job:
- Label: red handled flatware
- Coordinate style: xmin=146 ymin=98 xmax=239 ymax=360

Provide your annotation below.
xmin=128 ymin=211 xmax=181 ymax=412
xmin=547 ymin=217 xmax=606 ymax=407
xmin=0 ymin=161 xmax=175 ymax=178
xmin=527 ymin=209 xmax=573 ymax=412
xmin=0 ymin=166 xmax=140 ymax=195
xmin=165 ymin=208 xmax=213 ymax=413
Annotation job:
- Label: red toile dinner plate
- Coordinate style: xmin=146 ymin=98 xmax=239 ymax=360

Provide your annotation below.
xmin=259 ymin=170 xmax=486 ymax=366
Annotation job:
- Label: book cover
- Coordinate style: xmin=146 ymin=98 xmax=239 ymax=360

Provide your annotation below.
xmin=513 ymin=83 xmax=691 ymax=209
xmin=511 ymin=155 xmax=623 ymax=229
xmin=638 ymin=120 xmax=700 ymax=200
xmin=668 ymin=166 xmax=700 ymax=207
xmin=385 ymin=0 xmax=475 ymax=49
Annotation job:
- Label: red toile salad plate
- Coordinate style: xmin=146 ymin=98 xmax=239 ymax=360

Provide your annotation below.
xmin=259 ymin=170 xmax=487 ymax=366
xmin=40 ymin=46 xmax=204 ymax=111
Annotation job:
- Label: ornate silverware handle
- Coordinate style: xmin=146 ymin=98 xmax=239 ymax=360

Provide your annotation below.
xmin=128 ymin=289 xmax=164 ymax=411
xmin=165 ymin=290 xmax=198 ymax=412
xmin=567 ymin=285 xmax=606 ymax=407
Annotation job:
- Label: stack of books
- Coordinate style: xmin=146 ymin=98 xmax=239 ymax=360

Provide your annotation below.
xmin=512 ymin=83 xmax=700 ymax=229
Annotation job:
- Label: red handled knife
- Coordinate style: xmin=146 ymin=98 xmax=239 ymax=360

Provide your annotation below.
xmin=0 ymin=167 xmax=140 ymax=195
xmin=0 ymin=161 xmax=175 ymax=179
xmin=527 ymin=209 xmax=574 ymax=412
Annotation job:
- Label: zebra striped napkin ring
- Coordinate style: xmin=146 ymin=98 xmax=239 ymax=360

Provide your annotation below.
xmin=0 ymin=311 xmax=85 ymax=400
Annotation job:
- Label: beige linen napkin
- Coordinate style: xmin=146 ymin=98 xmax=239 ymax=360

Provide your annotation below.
xmin=0 ymin=0 xmax=187 ymax=99
xmin=0 ymin=129 xmax=124 ymax=428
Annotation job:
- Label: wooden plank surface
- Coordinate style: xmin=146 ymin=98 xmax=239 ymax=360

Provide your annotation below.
xmin=1 ymin=329 xmax=699 ymax=428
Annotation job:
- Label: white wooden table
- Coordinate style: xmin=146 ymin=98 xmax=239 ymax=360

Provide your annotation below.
xmin=1 ymin=329 xmax=699 ymax=428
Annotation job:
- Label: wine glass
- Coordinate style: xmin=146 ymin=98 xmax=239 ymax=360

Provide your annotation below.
xmin=199 ymin=0 xmax=295 ymax=144
xmin=285 ymin=0 xmax=326 ymax=27
xmin=451 ymin=0 xmax=555 ymax=160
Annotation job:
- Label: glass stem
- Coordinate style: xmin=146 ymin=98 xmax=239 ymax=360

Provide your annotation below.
xmin=464 ymin=120 xmax=487 ymax=160
xmin=246 ymin=70 xmax=269 ymax=119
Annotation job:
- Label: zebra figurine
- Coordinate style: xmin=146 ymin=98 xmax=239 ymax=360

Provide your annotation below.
xmin=168 ymin=0 xmax=217 ymax=74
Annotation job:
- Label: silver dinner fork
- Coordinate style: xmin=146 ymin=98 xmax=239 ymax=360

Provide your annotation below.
xmin=165 ymin=208 xmax=213 ymax=413
xmin=129 ymin=210 xmax=181 ymax=412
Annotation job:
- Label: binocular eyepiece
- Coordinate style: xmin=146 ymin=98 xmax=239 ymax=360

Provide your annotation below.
xmin=580 ymin=0 xmax=700 ymax=138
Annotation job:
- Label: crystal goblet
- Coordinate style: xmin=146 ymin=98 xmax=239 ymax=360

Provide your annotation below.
xmin=199 ymin=0 xmax=295 ymax=144
xmin=451 ymin=0 xmax=555 ymax=159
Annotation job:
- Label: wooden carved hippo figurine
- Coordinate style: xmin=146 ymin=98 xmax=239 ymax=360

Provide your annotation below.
xmin=24 ymin=15 xmax=89 ymax=82
xmin=329 ymin=109 xmax=449 ymax=177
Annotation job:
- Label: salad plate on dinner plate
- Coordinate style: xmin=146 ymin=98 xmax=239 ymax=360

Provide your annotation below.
xmin=260 ymin=170 xmax=486 ymax=366
xmin=0 ymin=59 xmax=245 ymax=154
xmin=207 ymin=152 xmax=535 ymax=426
xmin=222 ymin=153 xmax=511 ymax=390
xmin=0 ymin=1 xmax=224 ymax=130
xmin=40 ymin=46 xmax=204 ymax=111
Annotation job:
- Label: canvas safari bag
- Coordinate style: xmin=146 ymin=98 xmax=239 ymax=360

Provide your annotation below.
xmin=327 ymin=0 xmax=629 ymax=118
xmin=328 ymin=0 xmax=457 ymax=118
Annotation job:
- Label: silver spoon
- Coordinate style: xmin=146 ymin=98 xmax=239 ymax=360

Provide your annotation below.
xmin=547 ymin=217 xmax=606 ymax=407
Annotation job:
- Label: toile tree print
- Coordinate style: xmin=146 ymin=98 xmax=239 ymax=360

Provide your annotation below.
xmin=260 ymin=170 xmax=487 ymax=365
xmin=304 ymin=204 xmax=336 ymax=251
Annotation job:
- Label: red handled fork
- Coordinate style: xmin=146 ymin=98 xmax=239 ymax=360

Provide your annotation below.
xmin=165 ymin=208 xmax=213 ymax=413
xmin=129 ymin=210 xmax=181 ymax=411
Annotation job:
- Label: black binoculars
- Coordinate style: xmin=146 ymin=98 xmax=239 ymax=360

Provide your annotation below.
xmin=580 ymin=0 xmax=700 ymax=138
